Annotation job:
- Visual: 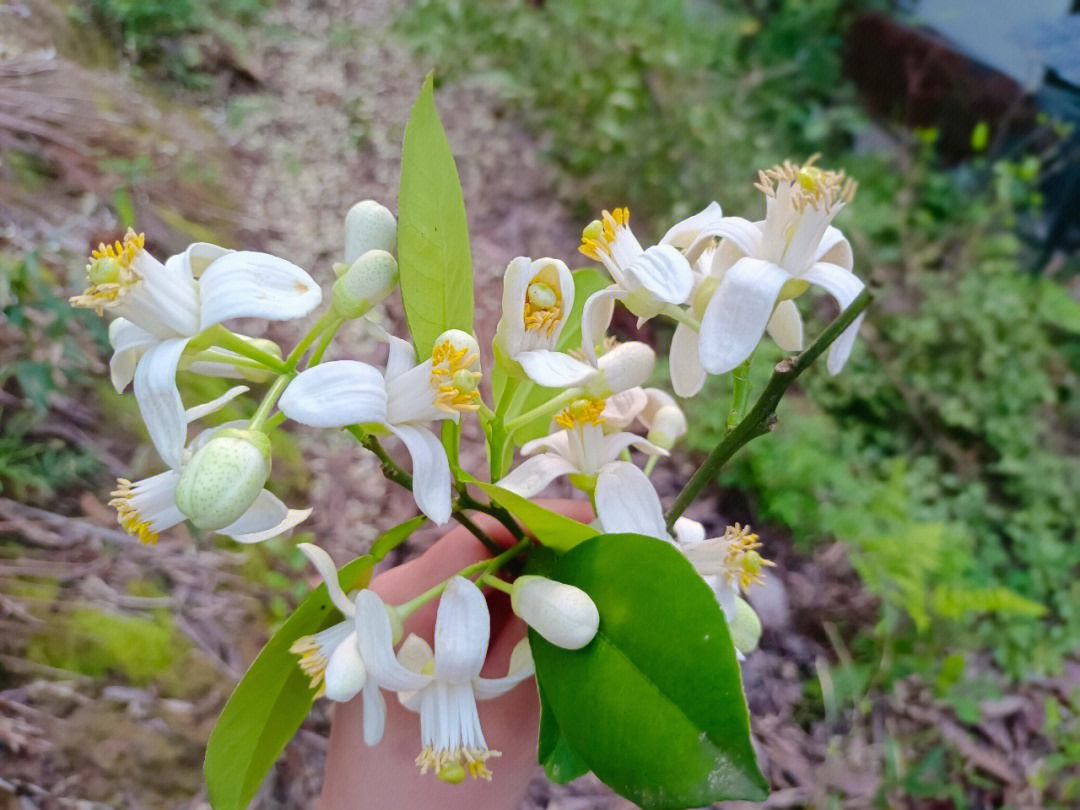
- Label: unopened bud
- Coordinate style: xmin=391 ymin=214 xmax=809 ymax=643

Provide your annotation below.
xmin=323 ymin=636 xmax=366 ymax=702
xmin=588 ymin=341 xmax=655 ymax=397
xmin=343 ymin=200 xmax=397 ymax=265
xmin=647 ymin=404 xmax=687 ymax=450
xmin=728 ymin=596 xmax=762 ymax=655
xmin=511 ymin=575 xmax=599 ymax=650
xmin=174 ymin=428 xmax=270 ymax=530
xmin=332 ymin=250 xmax=399 ymax=319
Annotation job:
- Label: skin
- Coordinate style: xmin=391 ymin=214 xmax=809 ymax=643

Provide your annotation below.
xmin=320 ymin=499 xmax=594 ymax=810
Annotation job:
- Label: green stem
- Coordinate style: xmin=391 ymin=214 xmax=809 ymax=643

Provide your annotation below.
xmin=306 ymin=314 xmax=344 ymax=367
xmin=457 ymin=490 xmax=525 ymax=541
xmin=726 ymin=358 xmax=752 ymax=431
xmin=665 ymin=289 xmax=873 ymax=530
xmin=505 ymin=387 xmax=580 ymax=435
xmin=481 ymin=574 xmax=513 ymax=594
xmin=248 ymin=374 xmax=290 ymax=431
xmin=286 ymin=309 xmax=339 ymax=369
xmin=454 ymin=511 xmax=502 ymax=556
xmin=396 ymin=538 xmax=530 ymax=617
xmin=643 ymin=454 xmax=659 ymax=477
xmin=208 ymin=327 xmax=289 ymax=375
xmin=662 ymin=302 xmax=700 ymax=331
xmin=181 ymin=349 xmax=270 ymax=373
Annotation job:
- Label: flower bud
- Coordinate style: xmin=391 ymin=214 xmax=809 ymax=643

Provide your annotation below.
xmin=728 ymin=596 xmax=762 ymax=656
xmin=587 ymin=341 xmax=655 ymax=397
xmin=332 ymin=249 xmax=399 ymax=319
xmin=511 ymin=575 xmax=598 ymax=650
xmin=647 ymin=405 xmax=687 ymax=450
xmin=343 ymin=200 xmax=397 ymax=265
xmin=174 ymin=428 xmax=271 ymax=530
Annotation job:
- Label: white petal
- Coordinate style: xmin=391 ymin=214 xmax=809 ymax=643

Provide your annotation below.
xmin=624 ymin=245 xmax=695 ymax=305
xmin=519 ymin=430 xmax=573 ymax=459
xmin=198 ymin=251 xmax=322 ymax=330
xmin=602 ymin=387 xmax=647 ymax=429
xmin=297 ymin=543 xmax=357 ymax=616
xmin=133 ymin=337 xmax=190 ymax=470
xmin=362 ymin=681 xmax=387 ymax=746
xmin=355 ymin=591 xmax=431 ymax=693
xmin=766 ymin=299 xmax=804 ymax=352
xmin=660 ymin=202 xmax=723 ymax=249
xmin=685 ymin=216 xmax=763 ymax=265
xmin=698 ymin=258 xmax=791 ymax=375
xmin=398 ymin=633 xmax=435 ymax=672
xmin=580 ymin=287 xmax=622 ymax=364
xmin=802 ymin=262 xmax=866 ymax=374
xmin=670 ymin=322 xmax=706 ymax=398
xmin=517 ymin=350 xmax=596 ymax=388
xmin=601 ymin=431 xmax=667 ymax=463
xmin=184 ymin=385 xmax=248 ymax=423
xmin=385 ymin=360 xmax=447 ymax=426
xmin=638 ymin=388 xmax=678 ymax=429
xmin=595 ymin=462 xmax=667 ymax=540
xmin=494 ymin=256 xmax=533 ymax=358
xmin=673 ymin=516 xmax=706 ymax=546
xmin=816 ymin=226 xmax=853 ymax=270
xmin=279 ymin=361 xmax=388 ymax=428
xmin=382 ymin=332 xmax=418 ymax=384
xmin=324 ymin=633 xmax=367 ymax=702
xmin=496 ymin=454 xmax=579 ymax=498
xmin=433 ymin=577 xmax=490 ymax=683
xmin=473 ymin=638 xmax=534 ymax=700
xmin=222 ymin=490 xmax=310 ymax=543
xmin=182 ymin=243 xmax=232 ymax=278
xmin=388 ymin=425 xmax=451 ymax=525
xmin=109 ymin=318 xmax=157 ymax=393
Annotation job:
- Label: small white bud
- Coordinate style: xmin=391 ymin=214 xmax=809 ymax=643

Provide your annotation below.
xmin=323 ymin=636 xmax=367 ymax=702
xmin=332 ymin=249 xmax=399 ymax=319
xmin=434 ymin=328 xmax=480 ymax=359
xmin=174 ymin=428 xmax=270 ymax=530
xmin=728 ymin=596 xmax=762 ymax=655
xmin=647 ymin=404 xmax=687 ymax=450
xmin=587 ymin=341 xmax=655 ymax=398
xmin=511 ymin=575 xmax=599 ymax=650
xmin=343 ymin=200 xmax=397 ymax=265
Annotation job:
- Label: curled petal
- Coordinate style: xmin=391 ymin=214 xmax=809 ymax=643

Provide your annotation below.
xmin=473 ymin=638 xmax=535 ymax=700
xmin=816 ymin=226 xmax=853 ymax=270
xmin=362 ymin=682 xmax=387 ymax=746
xmin=594 ymin=461 xmax=667 ymax=541
xmin=279 ymin=361 xmax=388 ymax=428
xmin=297 ymin=542 xmax=357 ymax=617
xmin=766 ymin=299 xmax=804 ymax=352
xmin=601 ymin=431 xmax=666 ymax=463
xmin=699 ymin=258 xmax=791 ymax=375
xmin=670 ymin=322 xmax=706 ymax=398
xmin=355 ymin=591 xmax=431 ymax=693
xmin=660 ymin=202 xmax=723 ymax=249
xmin=184 ymin=385 xmax=248 ymax=423
xmin=432 ymin=576 xmax=490 ymax=683
xmin=388 ymin=424 xmax=452 ymax=525
xmin=324 ymin=633 xmax=366 ymax=702
xmin=497 ymin=454 xmax=579 ymax=498
xmin=580 ymin=287 xmax=622 ymax=365
xmin=624 ymin=245 xmax=695 ymax=305
xmin=109 ymin=318 xmax=157 ymax=393
xmin=517 ymin=350 xmax=596 ymax=389
xmin=134 ymin=337 xmax=190 ymax=470
xmin=685 ymin=216 xmax=763 ymax=266
xmin=182 ymin=242 xmax=232 ymax=278
xmin=198 ymin=251 xmax=322 ymax=329
xmin=602 ymin=387 xmax=647 ymax=429
xmin=802 ymin=262 xmax=865 ymax=374
xmin=222 ymin=490 xmax=310 ymax=544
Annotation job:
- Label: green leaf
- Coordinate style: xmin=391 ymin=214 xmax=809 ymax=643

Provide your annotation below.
xmin=1037 ymin=278 xmax=1080 ymax=334
xmin=537 ymin=678 xmax=591 ymax=784
xmin=531 ymin=533 xmax=768 ymax=809
xmin=471 ymin=480 xmax=598 ymax=551
xmin=370 ymin=515 xmax=426 ymax=561
xmin=397 ymin=73 xmax=475 ymax=358
xmin=205 ymin=555 xmax=375 ymax=810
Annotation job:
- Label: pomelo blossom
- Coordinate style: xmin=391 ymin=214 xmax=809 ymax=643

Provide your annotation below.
xmin=675 ymin=158 xmax=863 ymax=391
xmin=290 ymin=544 xmax=403 ymax=745
xmin=497 ymin=398 xmax=666 ymax=534
xmin=279 ymin=329 xmax=481 ymax=524
xmin=514 ymin=329 xmax=656 ymax=396
xmin=110 ymin=390 xmax=310 ymax=545
xmin=493 ymin=257 xmax=575 ymax=368
xmin=355 ymin=577 xmax=534 ymax=781
xmin=602 ymin=387 xmax=687 ymax=450
xmin=71 ymin=230 xmax=322 ymax=468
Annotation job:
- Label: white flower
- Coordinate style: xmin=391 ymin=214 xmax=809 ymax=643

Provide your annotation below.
xmin=676 ymin=159 xmax=863 ymax=390
xmin=109 ymin=389 xmax=310 ymax=545
xmin=497 ymin=400 xmax=666 ymax=534
xmin=601 ymin=387 xmax=687 ymax=449
xmin=290 ymin=544 xmax=397 ymax=746
xmin=355 ymin=577 xmax=535 ymax=781
xmin=515 ymin=337 xmax=655 ymax=396
xmin=578 ymin=207 xmax=697 ymax=324
xmin=279 ymin=330 xmax=481 ymax=524
xmin=72 ymin=230 xmax=322 ymax=469
xmin=511 ymin=575 xmax=598 ymax=650
xmin=493 ymin=257 xmax=575 ymax=367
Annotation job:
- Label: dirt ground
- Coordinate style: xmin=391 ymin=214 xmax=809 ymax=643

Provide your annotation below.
xmin=1 ymin=1 xmax=1075 ymax=809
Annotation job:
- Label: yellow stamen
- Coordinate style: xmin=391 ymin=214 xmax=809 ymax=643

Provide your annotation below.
xmin=721 ymin=523 xmax=774 ymax=591
xmin=579 ymin=207 xmax=629 ymax=260
xmin=554 ymin=398 xmax=606 ymax=430
xmin=754 ymin=156 xmax=856 ymax=212
xmin=290 ymin=635 xmax=329 ymax=697
xmin=70 ymin=229 xmax=147 ymax=312
xmin=569 ymin=335 xmax=617 ymax=364
xmin=430 ymin=339 xmax=482 ymax=414
xmin=417 ymin=746 xmax=499 ymax=782
xmin=523 ymin=281 xmax=563 ymax=335
xmin=108 ymin=478 xmax=159 ymax=545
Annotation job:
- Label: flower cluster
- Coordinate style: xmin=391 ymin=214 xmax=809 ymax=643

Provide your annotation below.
xmin=75 ymin=156 xmax=865 ymax=786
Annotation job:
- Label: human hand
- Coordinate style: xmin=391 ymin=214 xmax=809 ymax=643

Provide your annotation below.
xmin=319 ymin=499 xmax=594 ymax=810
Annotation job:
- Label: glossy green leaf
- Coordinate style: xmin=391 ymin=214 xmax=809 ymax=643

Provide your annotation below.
xmin=537 ymin=678 xmax=591 ymax=784
xmin=369 ymin=515 xmax=426 ymax=561
xmin=205 ymin=554 xmax=375 ymax=810
xmin=531 ymin=533 xmax=768 ymax=809
xmin=397 ymin=73 xmax=474 ymax=358
xmin=472 ymin=480 xmax=597 ymax=551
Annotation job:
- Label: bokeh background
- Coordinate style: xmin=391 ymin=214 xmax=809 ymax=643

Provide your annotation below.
xmin=3 ymin=0 xmax=1080 ymax=807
